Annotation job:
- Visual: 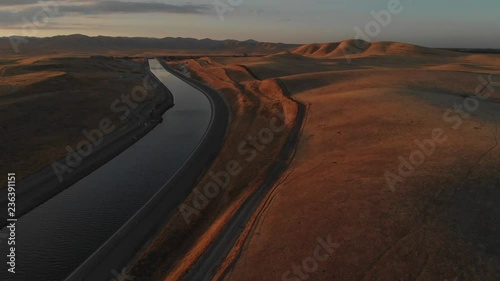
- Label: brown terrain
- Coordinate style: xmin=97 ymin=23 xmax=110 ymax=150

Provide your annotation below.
xmin=127 ymin=40 xmax=500 ymax=281
xmin=216 ymin=41 xmax=500 ymax=281
xmin=128 ymin=52 xmax=300 ymax=280
xmin=2 ymin=36 xmax=500 ymax=281
xmin=0 ymin=35 xmax=296 ymax=188
xmin=0 ymin=55 xmax=148 ymax=187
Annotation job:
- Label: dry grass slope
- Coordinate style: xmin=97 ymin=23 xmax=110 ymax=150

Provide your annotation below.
xmin=195 ymin=47 xmax=500 ymax=281
xmin=291 ymin=40 xmax=462 ymax=58
xmin=127 ymin=58 xmax=300 ymax=280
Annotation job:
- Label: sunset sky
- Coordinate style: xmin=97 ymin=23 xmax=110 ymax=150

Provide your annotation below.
xmin=0 ymin=0 xmax=498 ymax=47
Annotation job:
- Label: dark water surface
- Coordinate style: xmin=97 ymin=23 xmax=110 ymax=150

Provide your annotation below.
xmin=0 ymin=59 xmax=211 ymax=280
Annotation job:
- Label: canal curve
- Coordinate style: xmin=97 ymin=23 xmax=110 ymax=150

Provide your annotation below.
xmin=0 ymin=59 xmax=228 ymax=280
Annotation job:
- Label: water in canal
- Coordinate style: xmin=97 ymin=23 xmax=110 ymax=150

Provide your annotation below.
xmin=0 ymin=59 xmax=212 ymax=280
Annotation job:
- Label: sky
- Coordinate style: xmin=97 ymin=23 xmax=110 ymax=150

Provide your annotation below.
xmin=0 ymin=0 xmax=498 ymax=48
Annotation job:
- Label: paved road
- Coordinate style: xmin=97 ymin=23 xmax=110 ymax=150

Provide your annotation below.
xmin=182 ymin=78 xmax=306 ymax=281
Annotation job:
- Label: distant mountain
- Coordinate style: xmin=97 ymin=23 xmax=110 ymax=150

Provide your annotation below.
xmin=0 ymin=34 xmax=299 ymax=56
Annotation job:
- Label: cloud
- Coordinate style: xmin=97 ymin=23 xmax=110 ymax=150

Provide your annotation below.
xmin=0 ymin=0 xmax=88 ymax=7
xmin=0 ymin=0 xmax=212 ymax=27
xmin=0 ymin=0 xmax=50 ymax=5
xmin=61 ymin=1 xmax=211 ymax=15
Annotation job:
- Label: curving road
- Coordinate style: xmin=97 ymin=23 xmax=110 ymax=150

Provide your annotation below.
xmin=0 ymin=59 xmax=229 ymax=281
xmin=182 ymin=78 xmax=306 ymax=281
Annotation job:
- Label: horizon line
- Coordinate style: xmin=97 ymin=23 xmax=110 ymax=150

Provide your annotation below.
xmin=1 ymin=34 xmax=498 ymax=50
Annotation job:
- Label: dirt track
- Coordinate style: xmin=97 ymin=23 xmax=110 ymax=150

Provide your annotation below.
xmin=210 ymin=45 xmax=500 ymax=281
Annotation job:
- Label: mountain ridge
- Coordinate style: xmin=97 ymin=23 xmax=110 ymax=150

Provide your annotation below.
xmin=0 ymin=34 xmax=300 ymax=55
